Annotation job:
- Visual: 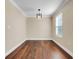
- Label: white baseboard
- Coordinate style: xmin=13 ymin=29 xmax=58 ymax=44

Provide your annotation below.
xmin=52 ymin=39 xmax=73 ymax=57
xmin=5 ymin=39 xmax=26 ymax=57
xmin=27 ymin=37 xmax=52 ymax=40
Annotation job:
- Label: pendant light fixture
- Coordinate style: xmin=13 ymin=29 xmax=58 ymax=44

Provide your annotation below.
xmin=36 ymin=9 xmax=42 ymax=19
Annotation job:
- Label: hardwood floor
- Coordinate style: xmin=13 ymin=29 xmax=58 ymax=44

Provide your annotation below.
xmin=6 ymin=40 xmax=72 ymax=59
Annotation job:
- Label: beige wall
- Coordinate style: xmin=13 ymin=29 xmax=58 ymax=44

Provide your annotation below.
xmin=5 ymin=0 xmax=27 ymax=53
xmin=26 ymin=17 xmax=52 ymax=39
xmin=51 ymin=1 xmax=73 ymax=52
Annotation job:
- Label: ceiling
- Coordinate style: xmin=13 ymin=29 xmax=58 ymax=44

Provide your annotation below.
xmin=11 ymin=0 xmax=68 ymax=17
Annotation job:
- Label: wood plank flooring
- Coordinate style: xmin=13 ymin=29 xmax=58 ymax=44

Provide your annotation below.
xmin=6 ymin=40 xmax=73 ymax=59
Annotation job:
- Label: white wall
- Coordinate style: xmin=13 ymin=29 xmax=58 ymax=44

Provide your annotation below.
xmin=26 ymin=17 xmax=52 ymax=39
xmin=5 ymin=0 xmax=27 ymax=53
xmin=51 ymin=1 xmax=73 ymax=52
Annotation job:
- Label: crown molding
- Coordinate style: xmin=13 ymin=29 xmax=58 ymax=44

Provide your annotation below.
xmin=9 ymin=0 xmax=27 ymax=17
xmin=52 ymin=0 xmax=72 ymax=16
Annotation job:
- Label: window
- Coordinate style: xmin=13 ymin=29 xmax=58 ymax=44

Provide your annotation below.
xmin=56 ymin=13 xmax=63 ymax=37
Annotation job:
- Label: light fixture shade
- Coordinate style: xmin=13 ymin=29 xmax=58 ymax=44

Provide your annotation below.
xmin=36 ymin=13 xmax=42 ymax=19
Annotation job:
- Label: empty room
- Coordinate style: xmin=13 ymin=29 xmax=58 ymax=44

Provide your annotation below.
xmin=5 ymin=0 xmax=73 ymax=59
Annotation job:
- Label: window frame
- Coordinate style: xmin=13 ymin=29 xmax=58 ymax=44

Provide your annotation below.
xmin=55 ymin=13 xmax=63 ymax=37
